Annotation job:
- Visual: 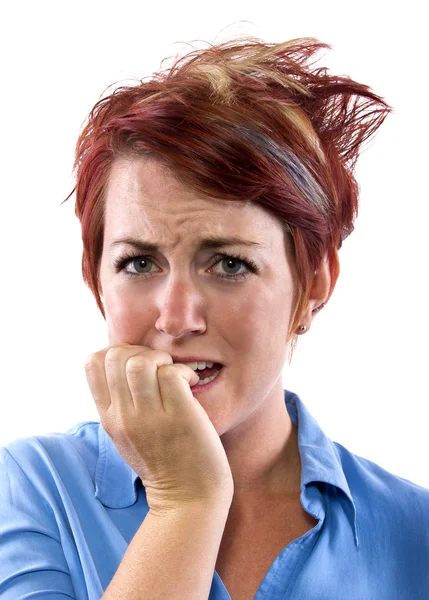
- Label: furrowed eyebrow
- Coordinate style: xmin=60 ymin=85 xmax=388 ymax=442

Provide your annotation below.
xmin=109 ymin=236 xmax=264 ymax=253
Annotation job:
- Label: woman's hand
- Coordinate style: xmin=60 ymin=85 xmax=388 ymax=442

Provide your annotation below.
xmin=84 ymin=343 xmax=234 ymax=515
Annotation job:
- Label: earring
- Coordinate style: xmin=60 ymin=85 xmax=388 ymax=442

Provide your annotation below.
xmin=313 ymin=302 xmax=326 ymax=313
xmin=312 ymin=302 xmax=326 ymax=314
xmin=297 ymin=302 xmax=326 ymax=333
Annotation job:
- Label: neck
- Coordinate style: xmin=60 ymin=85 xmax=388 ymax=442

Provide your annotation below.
xmin=220 ymin=386 xmax=302 ymax=514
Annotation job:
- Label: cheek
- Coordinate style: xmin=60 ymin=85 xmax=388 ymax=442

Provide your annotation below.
xmin=104 ymin=292 xmax=150 ymax=342
xmin=236 ymin=290 xmax=290 ymax=349
xmin=222 ymin=294 xmax=270 ymax=347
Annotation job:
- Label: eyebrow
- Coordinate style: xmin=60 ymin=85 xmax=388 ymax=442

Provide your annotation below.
xmin=109 ymin=236 xmax=265 ymax=253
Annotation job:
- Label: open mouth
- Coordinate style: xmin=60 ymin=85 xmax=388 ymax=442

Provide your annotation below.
xmin=195 ymin=362 xmax=223 ymax=380
xmin=191 ymin=364 xmax=223 ymax=388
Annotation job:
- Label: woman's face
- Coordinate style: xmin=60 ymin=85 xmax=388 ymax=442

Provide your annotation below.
xmin=98 ymin=155 xmax=298 ymax=436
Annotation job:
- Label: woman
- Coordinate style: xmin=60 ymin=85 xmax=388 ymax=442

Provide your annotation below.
xmin=1 ymin=36 xmax=428 ymax=600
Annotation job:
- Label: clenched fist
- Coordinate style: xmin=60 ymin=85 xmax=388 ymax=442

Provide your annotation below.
xmin=84 ymin=343 xmax=234 ymax=515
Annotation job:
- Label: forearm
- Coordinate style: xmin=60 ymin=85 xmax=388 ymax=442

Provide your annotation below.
xmin=102 ymin=503 xmax=230 ymax=600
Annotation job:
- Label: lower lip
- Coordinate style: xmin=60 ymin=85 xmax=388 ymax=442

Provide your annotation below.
xmin=190 ymin=365 xmax=224 ymax=393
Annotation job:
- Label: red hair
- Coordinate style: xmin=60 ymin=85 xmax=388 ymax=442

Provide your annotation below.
xmin=63 ymin=36 xmax=392 ymax=342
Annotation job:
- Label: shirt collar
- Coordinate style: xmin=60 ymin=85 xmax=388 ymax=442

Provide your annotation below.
xmin=94 ymin=389 xmax=358 ymax=546
xmin=286 ymin=389 xmax=359 ymax=546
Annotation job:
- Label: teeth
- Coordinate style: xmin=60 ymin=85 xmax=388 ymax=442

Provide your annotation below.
xmin=183 ymin=361 xmax=214 ymax=371
xmin=196 ymin=368 xmax=222 ymax=386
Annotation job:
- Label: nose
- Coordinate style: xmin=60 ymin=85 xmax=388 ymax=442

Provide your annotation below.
xmin=155 ymin=276 xmax=207 ymax=339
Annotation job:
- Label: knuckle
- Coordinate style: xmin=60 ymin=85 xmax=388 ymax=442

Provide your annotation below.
xmin=85 ymin=345 xmax=121 ymax=370
xmin=125 ymin=350 xmax=173 ymax=373
xmin=153 ymin=350 xmax=174 ymax=362
xmin=126 ymin=354 xmax=147 ymax=373
xmin=152 ymin=351 xmax=175 ymax=367
xmin=156 ymin=363 xmax=176 ymax=378
xmin=84 ymin=353 xmax=99 ymax=372
xmin=105 ymin=347 xmax=124 ymax=363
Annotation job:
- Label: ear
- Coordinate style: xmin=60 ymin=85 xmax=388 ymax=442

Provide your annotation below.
xmin=309 ymin=247 xmax=340 ymax=311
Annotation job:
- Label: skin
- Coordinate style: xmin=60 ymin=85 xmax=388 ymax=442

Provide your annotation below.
xmin=98 ymin=155 xmax=339 ymax=521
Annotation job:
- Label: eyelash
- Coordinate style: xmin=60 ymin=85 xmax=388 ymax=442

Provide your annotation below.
xmin=113 ymin=252 xmax=259 ymax=282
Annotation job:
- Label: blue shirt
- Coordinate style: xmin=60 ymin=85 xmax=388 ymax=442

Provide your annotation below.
xmin=1 ymin=389 xmax=428 ymax=599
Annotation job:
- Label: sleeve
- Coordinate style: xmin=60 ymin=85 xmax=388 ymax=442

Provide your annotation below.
xmin=0 ymin=446 xmax=77 ymax=599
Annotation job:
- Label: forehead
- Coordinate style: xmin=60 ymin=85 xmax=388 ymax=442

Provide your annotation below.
xmin=104 ymin=156 xmax=283 ymax=246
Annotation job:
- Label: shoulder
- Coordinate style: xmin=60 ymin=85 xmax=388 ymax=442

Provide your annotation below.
xmin=0 ymin=421 xmax=101 ymax=495
xmin=0 ymin=424 xmax=102 ymax=597
xmin=333 ymin=440 xmax=429 ymax=498
xmin=333 ymin=441 xmax=429 ymax=532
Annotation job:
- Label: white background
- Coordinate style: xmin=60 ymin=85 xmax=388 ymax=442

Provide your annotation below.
xmin=1 ymin=1 xmax=428 ymax=488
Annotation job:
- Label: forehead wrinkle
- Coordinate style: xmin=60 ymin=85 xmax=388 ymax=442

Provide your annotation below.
xmin=131 ymin=215 xmax=228 ymax=250
xmin=122 ymin=202 xmax=248 ymax=245
xmin=106 ymin=157 xmax=277 ymax=252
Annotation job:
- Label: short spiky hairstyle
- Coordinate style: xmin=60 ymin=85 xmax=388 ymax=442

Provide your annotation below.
xmin=64 ymin=36 xmax=392 ymax=343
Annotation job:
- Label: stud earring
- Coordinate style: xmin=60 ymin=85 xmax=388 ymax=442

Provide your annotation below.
xmin=297 ymin=302 xmax=327 ymax=333
xmin=312 ymin=302 xmax=326 ymax=314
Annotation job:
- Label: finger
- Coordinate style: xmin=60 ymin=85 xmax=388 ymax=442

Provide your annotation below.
xmin=104 ymin=346 xmax=152 ymax=412
xmin=84 ymin=342 xmax=134 ymax=416
xmin=125 ymin=350 xmax=175 ymax=410
xmin=156 ymin=363 xmax=200 ymax=417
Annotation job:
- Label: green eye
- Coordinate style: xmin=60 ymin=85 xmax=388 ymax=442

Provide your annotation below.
xmin=114 ymin=252 xmax=259 ymax=282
